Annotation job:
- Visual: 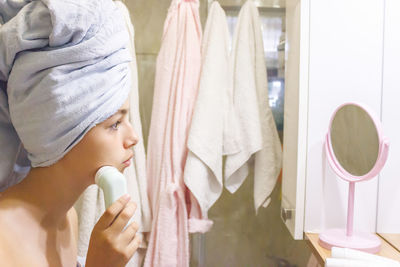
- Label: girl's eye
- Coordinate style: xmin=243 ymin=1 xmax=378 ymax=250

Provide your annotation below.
xmin=110 ymin=121 xmax=121 ymax=131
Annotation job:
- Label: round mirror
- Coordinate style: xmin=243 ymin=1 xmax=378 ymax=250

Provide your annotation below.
xmin=325 ymin=103 xmax=389 ymax=182
xmin=320 ymin=102 xmax=390 ymax=253
xmin=331 ymin=104 xmax=379 ymax=177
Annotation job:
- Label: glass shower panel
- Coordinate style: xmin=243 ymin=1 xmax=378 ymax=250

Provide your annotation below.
xmin=190 ymin=4 xmax=310 ymax=267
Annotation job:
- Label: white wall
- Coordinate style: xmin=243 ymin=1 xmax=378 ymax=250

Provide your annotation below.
xmin=282 ymin=0 xmax=395 ymax=238
xmin=377 ymin=0 xmax=400 ymax=234
xmin=304 ymin=0 xmax=384 ymax=233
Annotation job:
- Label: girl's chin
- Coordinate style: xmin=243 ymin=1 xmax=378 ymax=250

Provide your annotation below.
xmin=119 ymin=166 xmax=126 ymax=172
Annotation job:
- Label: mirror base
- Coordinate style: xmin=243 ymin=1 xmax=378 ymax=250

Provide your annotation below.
xmin=319 ymin=228 xmax=381 ymax=254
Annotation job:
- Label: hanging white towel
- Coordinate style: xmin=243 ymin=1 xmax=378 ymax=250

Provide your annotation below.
xmin=184 ymin=1 xmax=240 ymax=218
xmin=225 ymin=0 xmax=282 ymax=213
xmin=74 ymin=2 xmax=151 ymax=266
xmin=74 ymin=184 xmax=106 ymax=258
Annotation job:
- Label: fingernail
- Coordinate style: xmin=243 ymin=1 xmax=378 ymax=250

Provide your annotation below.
xmin=123 ymin=194 xmax=131 ymax=201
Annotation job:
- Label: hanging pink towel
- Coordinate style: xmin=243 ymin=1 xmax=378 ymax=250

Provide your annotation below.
xmin=144 ymin=0 xmax=213 ymax=266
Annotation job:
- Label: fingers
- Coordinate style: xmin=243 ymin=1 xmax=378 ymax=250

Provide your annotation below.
xmin=95 ymin=194 xmax=131 ymax=230
xmin=112 ymin=223 xmax=141 ymax=263
xmin=121 ymin=221 xmax=140 ymax=244
xmin=111 ymin=202 xmax=137 ymax=233
xmin=126 ymin=234 xmax=142 ymax=259
xmin=115 ymin=234 xmax=142 ymax=265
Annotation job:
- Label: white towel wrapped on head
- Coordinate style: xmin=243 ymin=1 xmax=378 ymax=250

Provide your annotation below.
xmin=0 ymin=0 xmax=131 ymax=190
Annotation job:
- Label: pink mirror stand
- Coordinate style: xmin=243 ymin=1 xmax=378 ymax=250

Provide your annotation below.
xmin=319 ymin=102 xmax=390 ymax=253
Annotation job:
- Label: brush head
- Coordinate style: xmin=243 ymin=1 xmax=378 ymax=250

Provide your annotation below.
xmin=95 ymin=166 xmax=120 ymax=185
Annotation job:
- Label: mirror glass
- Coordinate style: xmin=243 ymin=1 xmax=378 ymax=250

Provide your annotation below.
xmin=330 ymin=104 xmax=379 ymax=176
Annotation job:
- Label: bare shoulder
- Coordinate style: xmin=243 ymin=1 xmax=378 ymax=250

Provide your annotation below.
xmin=0 ymin=213 xmax=18 ymax=265
xmin=0 ymin=243 xmax=15 ymax=266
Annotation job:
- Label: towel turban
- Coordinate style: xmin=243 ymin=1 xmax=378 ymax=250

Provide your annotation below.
xmin=0 ymin=0 xmax=132 ymax=191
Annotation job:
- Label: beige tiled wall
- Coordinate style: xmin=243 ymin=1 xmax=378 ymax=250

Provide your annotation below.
xmin=124 ymin=0 xmax=311 ymax=266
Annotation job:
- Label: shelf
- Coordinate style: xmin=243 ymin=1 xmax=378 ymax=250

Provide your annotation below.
xmin=379 ymin=233 xmax=400 ymax=253
xmin=305 ymin=232 xmax=400 ymax=266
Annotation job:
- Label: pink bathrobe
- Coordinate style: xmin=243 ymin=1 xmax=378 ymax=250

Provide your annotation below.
xmin=144 ymin=0 xmax=213 ymax=266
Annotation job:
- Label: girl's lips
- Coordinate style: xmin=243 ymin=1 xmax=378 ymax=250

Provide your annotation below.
xmin=123 ymin=159 xmax=131 ymax=167
xmin=122 ymin=156 xmax=133 ymax=166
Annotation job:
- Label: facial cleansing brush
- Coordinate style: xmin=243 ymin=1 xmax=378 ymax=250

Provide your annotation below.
xmin=95 ymin=166 xmax=128 ymax=209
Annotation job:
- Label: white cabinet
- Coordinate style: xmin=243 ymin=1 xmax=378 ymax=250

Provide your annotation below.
xmin=281 ymin=0 xmax=310 ymax=240
xmin=282 ymin=0 xmax=389 ymax=239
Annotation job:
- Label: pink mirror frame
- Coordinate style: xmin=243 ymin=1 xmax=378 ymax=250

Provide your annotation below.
xmin=319 ymin=102 xmax=390 ymax=254
xmin=325 ymin=102 xmax=390 ymax=183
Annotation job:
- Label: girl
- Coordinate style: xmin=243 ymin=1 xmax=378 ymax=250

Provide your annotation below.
xmin=0 ymin=98 xmax=142 ymax=267
xmin=0 ymin=0 xmax=141 ymax=265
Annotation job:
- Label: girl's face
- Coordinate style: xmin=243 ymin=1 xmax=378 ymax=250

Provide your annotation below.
xmin=60 ymin=98 xmax=139 ymax=182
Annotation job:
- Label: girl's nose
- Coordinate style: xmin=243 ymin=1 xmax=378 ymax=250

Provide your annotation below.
xmin=124 ymin=123 xmax=139 ymax=149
